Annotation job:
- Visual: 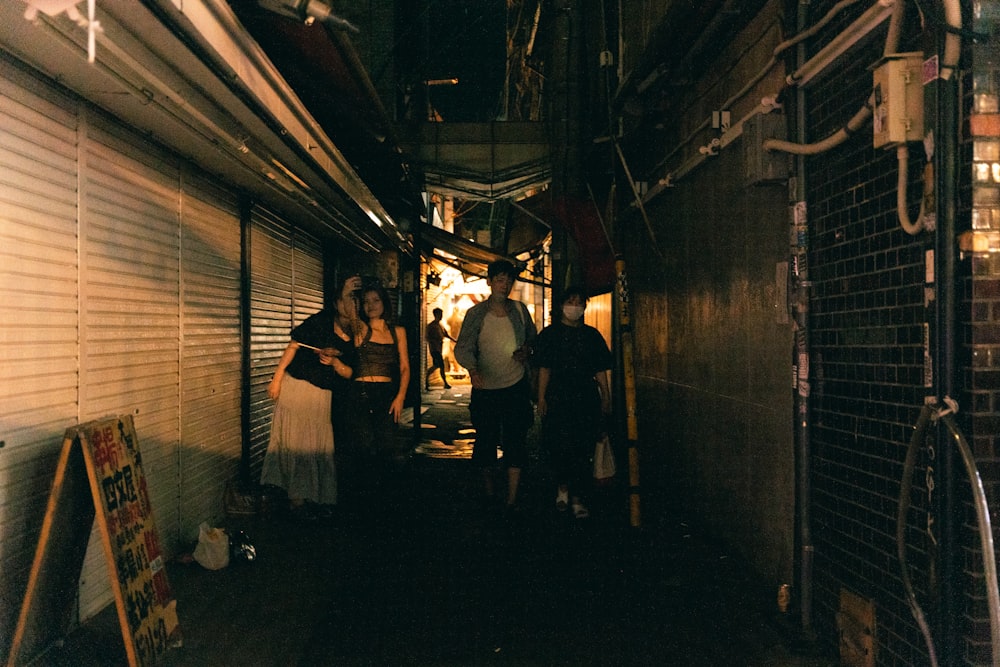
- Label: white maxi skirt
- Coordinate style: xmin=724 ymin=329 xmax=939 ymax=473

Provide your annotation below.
xmin=260 ymin=375 xmax=337 ymax=504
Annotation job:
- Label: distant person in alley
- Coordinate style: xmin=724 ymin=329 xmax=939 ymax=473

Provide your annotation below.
xmin=454 ymin=259 xmax=536 ymax=515
xmin=425 ymin=307 xmax=454 ymax=390
xmin=446 ymin=307 xmax=463 ymax=374
xmin=534 ymin=287 xmax=612 ymax=519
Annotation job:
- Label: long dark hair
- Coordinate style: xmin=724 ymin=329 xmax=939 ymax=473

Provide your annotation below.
xmin=360 ymin=285 xmax=395 ymax=325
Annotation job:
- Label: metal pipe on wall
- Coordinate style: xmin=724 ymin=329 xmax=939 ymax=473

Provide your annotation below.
xmin=934 ymin=24 xmax=961 ymax=667
xmin=792 ymin=0 xmax=815 ymax=639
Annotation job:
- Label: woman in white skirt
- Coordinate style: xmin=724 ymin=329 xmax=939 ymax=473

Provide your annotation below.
xmin=261 ymin=275 xmax=360 ymax=517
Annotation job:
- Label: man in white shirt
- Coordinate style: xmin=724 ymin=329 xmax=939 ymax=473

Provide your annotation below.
xmin=454 ymin=260 xmax=537 ymax=514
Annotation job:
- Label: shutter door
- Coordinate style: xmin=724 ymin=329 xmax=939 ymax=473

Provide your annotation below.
xmin=248 ymin=208 xmax=294 ymax=478
xmin=77 ymin=114 xmax=182 ymax=620
xmin=247 ymin=208 xmax=324 ymax=480
xmin=178 ymin=175 xmax=242 ymax=540
xmin=293 ymin=229 xmax=324 ymax=323
xmin=0 ymin=63 xmax=81 ymax=646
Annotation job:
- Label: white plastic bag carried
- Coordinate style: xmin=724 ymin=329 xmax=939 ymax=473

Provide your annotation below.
xmin=193 ymin=522 xmax=230 ymax=570
xmin=593 ymin=434 xmax=616 ymax=486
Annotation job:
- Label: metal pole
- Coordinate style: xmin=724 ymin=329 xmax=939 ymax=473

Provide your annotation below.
xmin=614 ymin=256 xmax=641 ymax=527
xmin=792 ymin=0 xmax=814 ymax=637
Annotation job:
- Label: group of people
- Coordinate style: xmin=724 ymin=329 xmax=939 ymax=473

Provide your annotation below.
xmin=260 ymin=258 xmax=614 ymax=522
xmin=259 ymin=274 xmax=410 ymax=518
xmin=454 ymin=260 xmax=613 ymax=519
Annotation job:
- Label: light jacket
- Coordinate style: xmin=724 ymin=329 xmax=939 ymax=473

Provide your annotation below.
xmin=453 ymin=298 xmax=536 ymax=374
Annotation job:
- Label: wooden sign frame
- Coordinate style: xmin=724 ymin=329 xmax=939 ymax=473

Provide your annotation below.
xmin=7 ymin=415 xmax=179 ymax=666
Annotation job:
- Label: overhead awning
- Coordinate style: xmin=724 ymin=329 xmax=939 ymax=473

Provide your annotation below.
xmin=417 ymin=223 xmax=549 ymax=285
xmin=4 ymin=0 xmax=412 ymax=252
xmin=511 ymin=193 xmax=615 ymax=294
xmin=401 ymin=122 xmax=551 ymax=201
xmin=417 ymin=223 xmax=514 ymax=278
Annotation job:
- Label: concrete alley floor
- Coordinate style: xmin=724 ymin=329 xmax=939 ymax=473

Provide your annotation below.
xmin=41 ymin=382 xmax=837 ymax=667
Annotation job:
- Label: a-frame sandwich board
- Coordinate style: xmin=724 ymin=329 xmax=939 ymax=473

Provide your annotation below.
xmin=7 ymin=415 xmax=180 ymax=666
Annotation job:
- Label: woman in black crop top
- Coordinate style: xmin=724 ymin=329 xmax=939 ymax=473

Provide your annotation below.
xmin=350 ymin=284 xmax=410 ymax=472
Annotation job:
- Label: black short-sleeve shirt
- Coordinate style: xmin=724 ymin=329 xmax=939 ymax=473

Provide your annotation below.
xmin=286 ymin=310 xmax=355 ymax=391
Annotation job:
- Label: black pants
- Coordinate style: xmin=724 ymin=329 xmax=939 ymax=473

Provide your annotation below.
xmin=469 ymin=377 xmax=533 ymax=468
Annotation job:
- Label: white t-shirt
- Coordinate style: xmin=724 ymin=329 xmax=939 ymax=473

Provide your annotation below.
xmin=476 ymin=311 xmax=524 ymax=389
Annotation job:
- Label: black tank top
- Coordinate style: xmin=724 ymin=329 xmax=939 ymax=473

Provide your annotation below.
xmin=356 ymin=326 xmax=398 ymax=378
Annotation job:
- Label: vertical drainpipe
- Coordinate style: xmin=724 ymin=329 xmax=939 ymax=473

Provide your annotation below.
xmin=934 ymin=28 xmax=960 ymax=667
xmin=793 ymin=0 xmax=814 ymax=638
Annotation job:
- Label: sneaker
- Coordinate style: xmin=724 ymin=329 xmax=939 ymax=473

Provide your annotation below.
xmin=572 ymin=502 xmax=589 ymax=519
xmin=556 ymin=490 xmax=569 ymax=512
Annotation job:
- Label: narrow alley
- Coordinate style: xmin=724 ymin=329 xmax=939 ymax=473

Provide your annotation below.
xmin=43 ymin=384 xmax=835 ymax=667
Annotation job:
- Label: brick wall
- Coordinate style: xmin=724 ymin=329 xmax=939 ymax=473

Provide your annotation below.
xmin=805 ymin=14 xmax=942 ymax=662
xmin=806 ymin=2 xmax=996 ymax=665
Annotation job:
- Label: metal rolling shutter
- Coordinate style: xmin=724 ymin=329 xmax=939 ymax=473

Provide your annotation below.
xmin=77 ymin=114 xmax=182 ymax=620
xmin=178 ymin=175 xmax=242 ymax=541
xmin=248 ymin=208 xmax=293 ymax=478
xmin=247 ymin=208 xmax=324 ymax=481
xmin=293 ymin=230 xmax=324 ymax=323
xmin=0 ymin=59 xmax=325 ymax=642
xmin=0 ymin=62 xmax=81 ymax=646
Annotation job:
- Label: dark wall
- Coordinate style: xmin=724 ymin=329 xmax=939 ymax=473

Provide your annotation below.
xmin=621 ymin=0 xmax=995 ymax=662
xmin=623 ymin=0 xmax=795 ymax=587
xmin=628 ymin=142 xmax=794 ymax=587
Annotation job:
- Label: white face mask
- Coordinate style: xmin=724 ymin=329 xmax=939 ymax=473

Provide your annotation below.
xmin=562 ymin=304 xmax=585 ymax=321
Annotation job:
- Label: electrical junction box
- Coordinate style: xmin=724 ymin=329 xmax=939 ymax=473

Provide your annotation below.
xmin=872 ymin=53 xmax=924 ymax=148
xmin=743 ymin=112 xmax=788 ymax=186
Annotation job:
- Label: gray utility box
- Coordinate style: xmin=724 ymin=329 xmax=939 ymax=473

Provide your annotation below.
xmin=744 ymin=112 xmax=789 ymax=186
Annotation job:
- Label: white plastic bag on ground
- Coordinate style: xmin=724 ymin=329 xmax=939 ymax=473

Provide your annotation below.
xmin=193 ymin=522 xmax=229 ymax=570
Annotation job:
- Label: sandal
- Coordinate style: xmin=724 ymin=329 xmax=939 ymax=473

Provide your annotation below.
xmin=572 ymin=502 xmax=589 ymax=519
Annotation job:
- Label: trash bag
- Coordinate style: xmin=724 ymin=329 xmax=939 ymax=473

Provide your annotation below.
xmin=229 ymin=529 xmax=257 ymax=564
xmin=192 ymin=522 xmax=229 ymax=570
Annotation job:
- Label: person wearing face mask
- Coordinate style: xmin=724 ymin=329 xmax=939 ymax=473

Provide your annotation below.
xmin=533 ymin=287 xmax=612 ymax=519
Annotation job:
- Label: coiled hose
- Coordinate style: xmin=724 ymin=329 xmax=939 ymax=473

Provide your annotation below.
xmin=898 ymin=402 xmax=1000 ymax=666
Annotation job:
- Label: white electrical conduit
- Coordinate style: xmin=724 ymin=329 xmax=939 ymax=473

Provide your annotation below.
xmin=649 ymin=0 xmax=894 ymax=204
xmin=644 ymin=98 xmax=777 ymax=199
xmin=785 ymin=0 xmax=898 ymax=87
xmin=762 ymin=95 xmax=874 ymax=155
xmin=654 ymin=0 xmax=868 ymax=176
xmin=940 ymin=408 xmax=1000 ymax=667
xmin=896 ymin=144 xmax=929 ymax=235
xmin=764 ymin=0 xmax=900 ymax=154
xmin=764 ymin=0 xmax=962 ymax=236
xmin=763 ymin=0 xmax=931 ymax=237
